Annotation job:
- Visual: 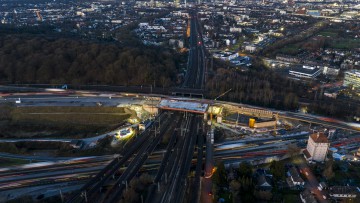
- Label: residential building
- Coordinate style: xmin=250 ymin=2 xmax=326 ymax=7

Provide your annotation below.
xmin=328 ymin=186 xmax=357 ymax=200
xmin=287 ymin=166 xmax=305 ymax=187
xmin=245 ymin=44 xmax=257 ymax=53
xmin=356 ymin=147 xmax=360 ymax=157
xmin=300 ymin=190 xmax=317 ymax=203
xmin=344 ymin=70 xmax=360 ymax=90
xmin=276 ymin=54 xmax=301 ymax=63
xmin=256 ymin=174 xmax=272 ymax=191
xmin=322 ymin=66 xmax=340 ymax=76
xmin=304 ymin=132 xmax=330 ymax=162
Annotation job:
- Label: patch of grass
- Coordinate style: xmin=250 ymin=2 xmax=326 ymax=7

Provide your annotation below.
xmin=279 ymin=44 xmax=302 ymax=55
xmin=317 ymin=31 xmax=338 ymax=38
xmin=329 ymin=39 xmax=360 ymax=49
xmin=0 ymin=158 xmax=31 ymax=167
xmin=11 ymin=106 xmax=130 ymax=125
xmin=0 ymin=106 xmax=132 ymax=138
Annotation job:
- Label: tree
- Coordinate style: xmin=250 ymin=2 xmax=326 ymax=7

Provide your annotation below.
xmin=0 ymin=143 xmax=18 ymax=154
xmin=98 ymin=135 xmax=112 ymax=148
xmin=287 ymin=143 xmax=301 ymax=158
xmin=229 ymin=179 xmax=241 ymax=201
xmin=323 ymin=158 xmax=334 ymax=180
xmin=212 ymin=161 xmax=227 ymax=186
xmin=139 ymin=173 xmax=153 ymax=185
xmin=122 ymin=188 xmax=138 ymax=203
xmin=270 ymin=161 xmax=285 ymax=181
xmin=254 ymin=190 xmax=273 ymax=201
xmin=229 ymin=180 xmax=241 ymax=193
xmin=238 ymin=161 xmax=253 ymax=178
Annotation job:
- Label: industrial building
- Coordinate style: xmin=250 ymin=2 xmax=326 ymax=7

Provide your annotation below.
xmin=289 ymin=65 xmax=322 ymax=79
xmin=224 ymin=113 xmax=276 ymax=129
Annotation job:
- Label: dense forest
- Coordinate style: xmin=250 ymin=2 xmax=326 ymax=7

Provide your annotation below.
xmin=0 ymin=35 xmax=180 ymax=87
xmin=206 ymin=68 xmax=301 ymax=110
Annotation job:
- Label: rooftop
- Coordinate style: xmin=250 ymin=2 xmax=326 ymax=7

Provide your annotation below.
xmin=158 ymin=99 xmax=209 ymax=114
xmin=290 ymin=65 xmax=321 ymax=75
xmin=289 ymin=167 xmax=304 ymax=183
xmin=303 ymin=149 xmax=312 ymax=159
xmin=300 ymin=190 xmax=317 ymax=203
xmin=329 ymin=186 xmax=358 ymax=195
xmin=310 ymin=132 xmax=329 ymax=143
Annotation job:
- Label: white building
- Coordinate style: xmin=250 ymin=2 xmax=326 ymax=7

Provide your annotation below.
xmin=287 ymin=167 xmax=305 ymax=186
xmin=230 ymin=27 xmax=242 ymax=33
xmin=245 ymin=44 xmax=257 ymax=53
xmin=329 ymin=186 xmax=357 ymax=200
xmin=289 ymin=65 xmax=322 ymax=79
xmin=212 ymin=51 xmax=239 ymax=61
xmin=304 ymin=132 xmax=330 ymax=162
xmin=322 ymin=66 xmax=340 ymax=76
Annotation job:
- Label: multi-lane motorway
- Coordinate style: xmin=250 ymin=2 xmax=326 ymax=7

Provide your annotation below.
xmin=183 ymin=11 xmax=205 ymax=89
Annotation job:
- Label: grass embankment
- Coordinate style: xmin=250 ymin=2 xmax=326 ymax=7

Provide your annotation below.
xmin=0 ymin=158 xmax=30 ymax=167
xmin=0 ymin=105 xmax=132 ymax=138
xmin=11 ymin=106 xmax=130 ymax=125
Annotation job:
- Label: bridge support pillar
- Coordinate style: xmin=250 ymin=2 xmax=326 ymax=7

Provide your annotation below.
xmin=216 ymin=116 xmax=222 ymax=123
xmin=203 ymin=113 xmax=208 ymax=120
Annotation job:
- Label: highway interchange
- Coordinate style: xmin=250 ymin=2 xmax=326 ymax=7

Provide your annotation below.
xmin=0 ymin=10 xmax=359 ymax=203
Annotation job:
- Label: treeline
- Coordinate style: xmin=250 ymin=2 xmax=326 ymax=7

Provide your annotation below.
xmin=206 ymin=67 xmax=360 ymax=120
xmin=0 ymin=141 xmax=66 ymax=154
xmin=0 ymin=35 xmax=179 ymax=87
xmin=206 ymin=68 xmax=303 ymax=110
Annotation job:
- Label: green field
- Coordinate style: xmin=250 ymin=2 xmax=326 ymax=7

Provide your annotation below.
xmin=317 ymin=31 xmax=338 ymax=38
xmin=279 ymin=44 xmax=301 ymax=55
xmin=0 ymin=105 xmax=133 ymax=138
xmin=11 ymin=106 xmax=131 ymax=125
xmin=329 ymin=38 xmax=360 ymax=49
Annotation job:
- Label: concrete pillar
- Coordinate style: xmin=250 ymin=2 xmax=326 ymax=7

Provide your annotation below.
xmin=216 ymin=116 xmax=222 ymax=123
xmin=203 ymin=113 xmax=208 ymax=120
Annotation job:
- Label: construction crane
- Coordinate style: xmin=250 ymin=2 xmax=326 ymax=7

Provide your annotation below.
xmin=210 ymin=88 xmax=232 ymax=121
xmin=35 ymin=10 xmax=42 ymax=21
xmin=214 ymin=88 xmax=232 ymax=101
